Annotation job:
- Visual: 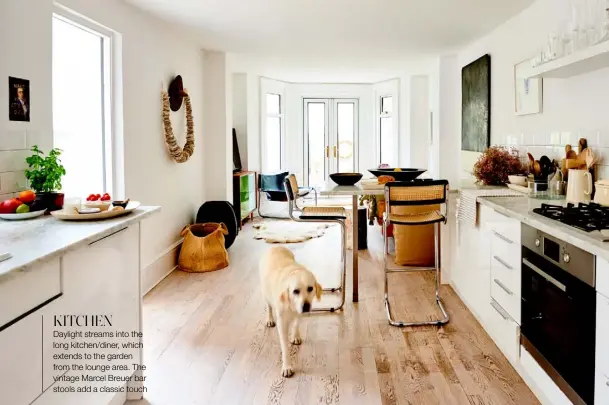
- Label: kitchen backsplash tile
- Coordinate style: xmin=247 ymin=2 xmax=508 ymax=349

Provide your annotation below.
xmin=498 ymin=129 xmax=609 ymax=181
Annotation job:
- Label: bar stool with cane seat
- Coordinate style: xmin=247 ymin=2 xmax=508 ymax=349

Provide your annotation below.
xmin=284 ymin=174 xmax=346 ymax=312
xmin=383 ymin=180 xmax=450 ymax=327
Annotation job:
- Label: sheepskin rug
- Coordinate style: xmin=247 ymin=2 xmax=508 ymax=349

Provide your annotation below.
xmin=253 ymin=221 xmax=331 ymax=243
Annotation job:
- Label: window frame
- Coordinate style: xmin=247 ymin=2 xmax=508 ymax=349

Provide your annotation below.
xmin=378 ymin=95 xmax=393 ymax=166
xmin=263 ymin=92 xmax=284 ymax=172
xmin=52 ymin=5 xmax=117 ymax=196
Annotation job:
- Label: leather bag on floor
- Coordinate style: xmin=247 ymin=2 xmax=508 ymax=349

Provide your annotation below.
xmin=392 ymin=204 xmax=440 ymax=267
xmin=179 ymin=223 xmax=229 ymax=272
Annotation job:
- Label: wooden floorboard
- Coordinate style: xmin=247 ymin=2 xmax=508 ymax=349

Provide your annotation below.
xmin=130 ymin=221 xmax=539 ymax=405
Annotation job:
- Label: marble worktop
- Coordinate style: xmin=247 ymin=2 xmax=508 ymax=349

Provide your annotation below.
xmin=478 ymin=196 xmax=609 ymax=261
xmin=0 ymin=206 xmax=160 ymax=282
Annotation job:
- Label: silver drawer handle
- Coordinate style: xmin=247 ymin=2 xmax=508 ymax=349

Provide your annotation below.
xmin=494 ymin=278 xmax=514 ymax=296
xmin=492 ymin=230 xmax=513 ymax=244
xmin=522 ymin=258 xmax=567 ymax=292
xmin=490 ymin=299 xmax=511 ymax=321
xmin=493 ymin=255 xmax=513 ymax=270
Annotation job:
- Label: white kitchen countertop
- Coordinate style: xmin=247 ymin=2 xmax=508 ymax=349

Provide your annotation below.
xmin=478 ymin=196 xmax=609 ymax=261
xmin=0 ymin=206 xmax=160 ymax=282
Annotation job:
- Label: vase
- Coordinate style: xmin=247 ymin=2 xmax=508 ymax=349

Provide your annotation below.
xmin=36 ymin=192 xmax=65 ymax=213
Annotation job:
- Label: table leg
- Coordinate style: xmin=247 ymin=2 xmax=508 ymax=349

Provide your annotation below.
xmin=352 ymin=195 xmax=359 ymax=302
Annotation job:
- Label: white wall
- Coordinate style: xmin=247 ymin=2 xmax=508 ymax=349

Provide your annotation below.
xmin=203 ymin=51 xmax=232 ymax=202
xmin=232 ymin=73 xmax=248 ymax=170
xmin=373 ymin=79 xmax=400 ymax=167
xmin=409 ymin=76 xmax=430 ymax=171
xmin=0 ymin=0 xmax=53 ymax=198
xmin=1 ymin=0 xmax=207 ymax=289
xmin=457 ymin=0 xmax=609 ymax=181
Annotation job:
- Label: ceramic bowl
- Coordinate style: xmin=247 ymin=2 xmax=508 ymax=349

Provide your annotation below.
xmin=329 ymin=173 xmax=363 ymax=186
xmin=508 ymin=175 xmax=527 ymax=186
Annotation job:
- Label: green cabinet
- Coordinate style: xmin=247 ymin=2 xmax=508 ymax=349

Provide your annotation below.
xmin=233 ymin=171 xmax=257 ymax=228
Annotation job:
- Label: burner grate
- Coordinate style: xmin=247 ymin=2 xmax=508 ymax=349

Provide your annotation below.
xmin=532 ymin=202 xmax=609 ymax=232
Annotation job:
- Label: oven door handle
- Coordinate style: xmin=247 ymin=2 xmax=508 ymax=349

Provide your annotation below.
xmin=522 ymin=258 xmax=567 ymax=292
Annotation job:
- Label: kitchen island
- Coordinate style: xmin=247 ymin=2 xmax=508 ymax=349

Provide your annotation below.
xmin=0 ymin=206 xmax=160 ymax=405
xmin=453 ymin=194 xmax=609 ymax=405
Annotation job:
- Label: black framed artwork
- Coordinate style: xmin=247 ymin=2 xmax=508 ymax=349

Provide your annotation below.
xmin=461 ymin=54 xmax=490 ymax=152
xmin=9 ymin=76 xmax=30 ymax=122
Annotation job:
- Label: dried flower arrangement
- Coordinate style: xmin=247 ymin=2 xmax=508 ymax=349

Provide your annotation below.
xmin=473 ymin=146 xmax=526 ymax=185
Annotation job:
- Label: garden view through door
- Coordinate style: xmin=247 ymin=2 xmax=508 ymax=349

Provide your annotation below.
xmin=304 ymin=98 xmax=358 ymax=188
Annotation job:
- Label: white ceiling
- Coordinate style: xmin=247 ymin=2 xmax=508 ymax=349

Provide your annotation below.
xmin=126 ymin=0 xmax=534 ymax=59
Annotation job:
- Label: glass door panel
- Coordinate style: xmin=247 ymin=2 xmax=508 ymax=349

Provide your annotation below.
xmin=335 ymin=101 xmax=356 ymax=173
xmin=304 ymin=98 xmax=358 ymax=187
xmin=305 ymin=101 xmax=328 ymax=188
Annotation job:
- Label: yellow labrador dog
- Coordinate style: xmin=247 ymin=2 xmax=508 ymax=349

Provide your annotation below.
xmin=259 ymin=246 xmax=322 ymax=377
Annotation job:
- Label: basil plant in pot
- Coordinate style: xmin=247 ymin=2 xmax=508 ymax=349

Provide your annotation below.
xmin=24 ymin=145 xmax=67 ymax=212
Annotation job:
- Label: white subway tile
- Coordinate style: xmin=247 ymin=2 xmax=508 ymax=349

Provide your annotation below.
xmin=0 ymin=130 xmax=26 ymax=151
xmin=596 ymin=165 xmax=609 ymax=181
xmin=549 ymin=131 xmax=561 ymax=146
xmin=0 ymin=192 xmax=16 ymax=200
xmin=0 ymin=150 xmax=30 ymax=172
xmin=0 ymin=171 xmax=27 ymax=194
xmin=598 ymin=129 xmax=609 ymax=147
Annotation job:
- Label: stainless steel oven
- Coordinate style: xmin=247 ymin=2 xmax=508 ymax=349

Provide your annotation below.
xmin=521 ymin=224 xmax=596 ymax=405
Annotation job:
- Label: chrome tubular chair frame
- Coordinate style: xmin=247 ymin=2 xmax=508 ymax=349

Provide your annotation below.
xmin=284 ymin=175 xmax=346 ymax=312
xmin=382 ymin=180 xmax=450 ymax=327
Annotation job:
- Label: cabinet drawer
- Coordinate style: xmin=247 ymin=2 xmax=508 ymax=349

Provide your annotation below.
xmin=0 ymin=312 xmax=42 ymax=405
xmin=0 ymin=257 xmax=61 ymax=328
xmin=486 ymin=210 xmax=520 ymax=246
xmin=487 ymin=299 xmax=520 ymax=362
xmin=490 ymin=273 xmax=521 ymax=324
xmin=490 ymin=231 xmax=520 ymax=270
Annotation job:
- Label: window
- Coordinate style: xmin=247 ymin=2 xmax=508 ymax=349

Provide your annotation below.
xmin=379 ymin=95 xmax=394 ymax=166
xmin=265 ymin=93 xmax=282 ymax=172
xmin=52 ymin=13 xmax=113 ymax=198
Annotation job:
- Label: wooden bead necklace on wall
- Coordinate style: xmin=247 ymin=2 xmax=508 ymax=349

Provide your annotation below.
xmin=162 ymin=75 xmax=195 ymax=163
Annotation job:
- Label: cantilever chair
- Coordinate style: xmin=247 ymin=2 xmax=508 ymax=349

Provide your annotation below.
xmin=383 ymin=179 xmax=450 ymax=327
xmin=258 ymin=172 xmax=317 ymax=219
xmin=284 ymin=174 xmax=346 ymax=312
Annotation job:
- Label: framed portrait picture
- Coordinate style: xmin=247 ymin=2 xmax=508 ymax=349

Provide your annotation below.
xmin=9 ymin=76 xmax=30 ymax=122
xmin=514 ymin=60 xmax=542 ymax=116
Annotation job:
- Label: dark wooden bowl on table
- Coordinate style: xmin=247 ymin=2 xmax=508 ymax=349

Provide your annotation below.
xmin=368 ymin=168 xmax=426 ymax=182
xmin=329 ymin=173 xmax=363 ymax=186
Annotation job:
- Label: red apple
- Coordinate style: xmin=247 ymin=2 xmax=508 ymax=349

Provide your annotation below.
xmin=0 ymin=198 xmax=22 ymax=214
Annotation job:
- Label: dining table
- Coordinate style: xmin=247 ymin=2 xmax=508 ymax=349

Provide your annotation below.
xmin=318 ymin=182 xmax=384 ymax=302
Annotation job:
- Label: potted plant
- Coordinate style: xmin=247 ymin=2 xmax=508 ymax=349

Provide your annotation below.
xmin=24 ymin=145 xmax=66 ymax=212
xmin=473 ymin=146 xmax=526 ymax=186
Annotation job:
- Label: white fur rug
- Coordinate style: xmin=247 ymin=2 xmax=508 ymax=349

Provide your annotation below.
xmin=253 ymin=221 xmax=331 ymax=243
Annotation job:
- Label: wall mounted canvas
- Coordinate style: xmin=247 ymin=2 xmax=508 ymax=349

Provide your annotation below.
xmin=514 ymin=59 xmax=542 ymax=115
xmin=461 ymin=54 xmax=490 ymax=152
xmin=8 ymin=76 xmax=30 ymax=122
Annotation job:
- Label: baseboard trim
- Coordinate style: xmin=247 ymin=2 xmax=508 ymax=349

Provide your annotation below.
xmin=142 ymin=239 xmax=182 ymax=296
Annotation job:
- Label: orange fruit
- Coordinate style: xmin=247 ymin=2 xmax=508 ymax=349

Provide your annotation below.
xmin=18 ymin=190 xmax=36 ymax=204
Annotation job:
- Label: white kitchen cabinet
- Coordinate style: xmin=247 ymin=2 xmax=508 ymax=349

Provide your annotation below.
xmin=452 ymin=204 xmax=493 ymax=328
xmin=487 ymin=298 xmax=520 ymax=363
xmin=597 ymin=256 xmax=609 ymax=300
xmin=596 ymin=292 xmax=609 ymax=405
xmin=0 ymin=257 xmax=61 ymax=327
xmin=0 ymin=307 xmax=43 ymax=405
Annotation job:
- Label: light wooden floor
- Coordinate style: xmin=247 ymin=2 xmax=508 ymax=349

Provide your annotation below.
xmin=131 ymin=221 xmax=539 ymax=405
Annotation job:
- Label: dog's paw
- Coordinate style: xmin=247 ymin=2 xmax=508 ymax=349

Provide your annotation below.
xmin=266 ymin=320 xmax=276 ymax=327
xmin=281 ymin=366 xmax=294 ymax=378
xmin=290 ymin=336 xmax=302 ymax=345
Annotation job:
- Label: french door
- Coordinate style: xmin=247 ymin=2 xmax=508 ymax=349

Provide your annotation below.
xmin=304 ymin=98 xmax=359 ymax=187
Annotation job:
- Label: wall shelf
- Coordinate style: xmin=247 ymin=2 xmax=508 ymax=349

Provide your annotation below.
xmin=527 ymin=40 xmax=609 ymax=79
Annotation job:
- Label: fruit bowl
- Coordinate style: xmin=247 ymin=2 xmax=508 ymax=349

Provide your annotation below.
xmin=368 ymin=168 xmax=426 ymax=182
xmin=329 ymin=173 xmax=363 ymax=186
xmin=0 ymin=210 xmax=46 ymax=221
